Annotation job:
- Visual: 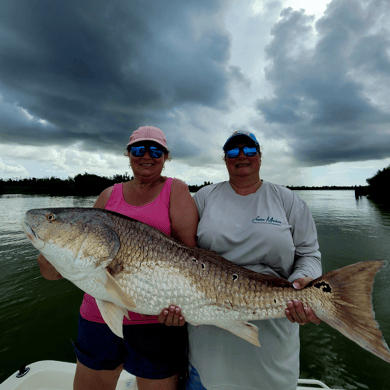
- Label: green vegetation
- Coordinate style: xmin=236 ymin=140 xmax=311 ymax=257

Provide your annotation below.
xmin=0 ymin=173 xmax=132 ymax=196
xmin=0 ymin=174 xmax=212 ymax=196
xmin=189 ymin=181 xmax=213 ymax=192
xmin=287 ymin=185 xmax=356 ymax=190
xmin=0 ymin=174 xmax=380 ymax=197
xmin=365 ymin=164 xmax=390 ymax=202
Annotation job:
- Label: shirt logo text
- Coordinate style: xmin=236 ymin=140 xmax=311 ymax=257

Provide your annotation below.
xmin=251 ymin=216 xmax=281 ymax=226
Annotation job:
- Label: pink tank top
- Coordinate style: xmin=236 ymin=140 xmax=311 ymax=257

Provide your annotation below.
xmin=80 ymin=178 xmax=173 ymax=324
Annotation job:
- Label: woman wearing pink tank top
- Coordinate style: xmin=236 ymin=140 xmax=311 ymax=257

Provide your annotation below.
xmin=37 ymin=126 xmax=198 ymax=390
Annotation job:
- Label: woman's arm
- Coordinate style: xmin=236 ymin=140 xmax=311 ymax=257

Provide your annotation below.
xmin=93 ymin=186 xmax=113 ymax=209
xmin=169 ymin=178 xmax=199 ymax=247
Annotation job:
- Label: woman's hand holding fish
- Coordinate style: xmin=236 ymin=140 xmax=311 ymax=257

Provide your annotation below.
xmin=158 ymin=305 xmax=186 ymax=326
xmin=285 ymin=276 xmax=321 ymax=325
xmin=37 ymin=254 xmax=63 ymax=280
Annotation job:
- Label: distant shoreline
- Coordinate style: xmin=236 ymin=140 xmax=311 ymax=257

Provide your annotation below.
xmin=287 ymin=186 xmax=358 ymax=190
xmin=0 ymin=173 xmax=370 ymax=196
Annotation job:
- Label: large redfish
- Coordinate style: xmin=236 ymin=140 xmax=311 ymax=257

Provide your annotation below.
xmin=21 ymin=207 xmax=390 ymax=363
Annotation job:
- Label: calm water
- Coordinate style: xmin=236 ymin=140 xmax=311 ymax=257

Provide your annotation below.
xmin=0 ymin=191 xmax=389 ymax=389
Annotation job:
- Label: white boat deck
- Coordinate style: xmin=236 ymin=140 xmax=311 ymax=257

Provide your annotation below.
xmin=0 ymin=361 xmax=344 ymax=390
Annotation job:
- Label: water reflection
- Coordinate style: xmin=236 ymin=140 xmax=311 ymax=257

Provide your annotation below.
xmin=72 ymin=197 xmax=97 ymax=208
xmin=295 ymin=191 xmax=390 ymax=271
xmin=367 ymin=197 xmax=390 ymax=227
xmin=0 ymin=192 xmax=389 ymax=389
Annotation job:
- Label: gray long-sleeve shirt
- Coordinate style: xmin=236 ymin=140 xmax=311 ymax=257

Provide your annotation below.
xmin=188 ymin=180 xmax=321 ymax=390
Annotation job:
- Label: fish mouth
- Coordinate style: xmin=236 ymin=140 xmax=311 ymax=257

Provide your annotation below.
xmin=21 ymin=219 xmax=44 ymax=249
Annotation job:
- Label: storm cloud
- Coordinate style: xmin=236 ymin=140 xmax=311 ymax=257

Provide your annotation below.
xmin=1 ymin=0 xmax=390 ymax=184
xmin=0 ymin=0 xmax=233 ymax=156
xmin=256 ymin=0 xmax=390 ymax=166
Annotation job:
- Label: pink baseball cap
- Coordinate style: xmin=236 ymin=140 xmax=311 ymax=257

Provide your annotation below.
xmin=127 ymin=126 xmax=168 ymax=150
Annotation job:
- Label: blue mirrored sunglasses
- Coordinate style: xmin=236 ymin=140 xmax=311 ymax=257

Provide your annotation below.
xmin=130 ymin=145 xmax=165 ymax=158
xmin=226 ymin=146 xmax=258 ymax=158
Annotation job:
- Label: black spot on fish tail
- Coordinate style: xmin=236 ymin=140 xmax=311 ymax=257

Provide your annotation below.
xmin=314 ymin=281 xmax=332 ymax=293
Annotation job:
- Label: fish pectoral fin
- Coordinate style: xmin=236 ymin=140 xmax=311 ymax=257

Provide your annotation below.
xmin=95 ymin=299 xmax=127 ymax=338
xmin=218 ymin=322 xmax=260 ymax=347
xmin=103 ymin=269 xmax=136 ymax=311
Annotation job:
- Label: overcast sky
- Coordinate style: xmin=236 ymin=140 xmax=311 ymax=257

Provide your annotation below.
xmin=1 ymin=0 xmax=390 ymax=186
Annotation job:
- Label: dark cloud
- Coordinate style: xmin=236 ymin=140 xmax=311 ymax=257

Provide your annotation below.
xmin=0 ymin=0 xmax=232 ymax=156
xmin=256 ymin=0 xmax=390 ymax=166
xmin=229 ymin=65 xmax=251 ymax=88
xmin=351 ymin=35 xmax=390 ymax=75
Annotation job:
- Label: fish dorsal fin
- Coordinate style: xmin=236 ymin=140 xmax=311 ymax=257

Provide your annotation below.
xmin=95 ymin=299 xmax=128 ymax=338
xmin=218 ymin=322 xmax=260 ymax=347
xmin=102 ymin=269 xmax=137 ymax=311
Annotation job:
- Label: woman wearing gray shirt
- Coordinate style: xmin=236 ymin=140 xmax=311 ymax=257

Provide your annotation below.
xmin=186 ymin=130 xmax=321 ymax=390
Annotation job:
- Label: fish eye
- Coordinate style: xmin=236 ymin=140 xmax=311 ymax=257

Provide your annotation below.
xmin=47 ymin=214 xmax=56 ymax=221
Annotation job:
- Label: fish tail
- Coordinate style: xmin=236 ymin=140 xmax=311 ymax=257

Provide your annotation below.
xmin=313 ymin=260 xmax=390 ymax=363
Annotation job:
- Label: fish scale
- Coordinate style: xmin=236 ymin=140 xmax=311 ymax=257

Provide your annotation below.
xmin=21 ymin=207 xmax=390 ymax=363
xmin=105 ymin=216 xmax=346 ymax=323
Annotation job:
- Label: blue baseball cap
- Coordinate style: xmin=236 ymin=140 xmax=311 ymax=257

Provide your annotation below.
xmin=222 ymin=130 xmax=259 ymax=151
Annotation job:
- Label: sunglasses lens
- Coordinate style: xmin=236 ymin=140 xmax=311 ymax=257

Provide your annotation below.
xmin=131 ymin=145 xmax=164 ymax=158
xmin=226 ymin=148 xmax=240 ymax=158
xmin=131 ymin=146 xmax=146 ymax=157
xmin=226 ymin=146 xmax=257 ymax=158
xmin=149 ymin=147 xmax=164 ymax=158
xmin=243 ymin=146 xmax=257 ymax=156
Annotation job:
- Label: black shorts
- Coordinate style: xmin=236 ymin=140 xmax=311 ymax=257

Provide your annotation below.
xmin=73 ymin=315 xmax=188 ymax=379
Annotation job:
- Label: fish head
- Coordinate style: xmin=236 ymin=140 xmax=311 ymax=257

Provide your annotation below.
xmin=21 ymin=208 xmax=121 ymax=281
